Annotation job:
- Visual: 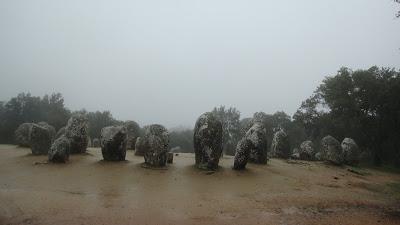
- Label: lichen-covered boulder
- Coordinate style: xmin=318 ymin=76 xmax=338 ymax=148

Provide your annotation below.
xmin=65 ymin=114 xmax=89 ymax=154
xmin=233 ymin=122 xmax=268 ymax=170
xmin=55 ymin=126 xmax=66 ymax=139
xmin=134 ymin=137 xmax=146 ymax=156
xmin=193 ymin=112 xmax=223 ymax=170
xmin=92 ymin=138 xmax=100 ymax=148
xmin=321 ymin=135 xmax=343 ymax=165
xmin=341 ymin=138 xmax=360 ymax=165
xmin=29 ymin=124 xmax=52 ymax=155
xmin=100 ymin=126 xmax=128 ymax=161
xmin=15 ymin=123 xmax=34 ymax=147
xmin=291 ymin=148 xmax=300 ymax=159
xmin=141 ymin=124 xmax=169 ymax=167
xmin=124 ymin=120 xmax=141 ymax=150
xmin=37 ymin=122 xmax=56 ymax=141
xmin=299 ymin=140 xmax=315 ymax=160
xmin=48 ymin=136 xmax=70 ymax=163
xmin=271 ymin=129 xmax=290 ymax=158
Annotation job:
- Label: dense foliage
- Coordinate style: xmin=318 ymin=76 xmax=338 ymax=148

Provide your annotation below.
xmin=294 ymin=67 xmax=400 ymax=166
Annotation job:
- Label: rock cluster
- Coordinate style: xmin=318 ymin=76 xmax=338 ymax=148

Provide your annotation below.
xmin=65 ymin=114 xmax=89 ymax=154
xmin=271 ymin=129 xmax=290 ymax=158
xmin=100 ymin=126 xmax=128 ymax=161
xmin=193 ymin=112 xmax=223 ymax=170
xmin=29 ymin=124 xmax=52 ymax=155
xmin=48 ymin=136 xmax=70 ymax=163
xmin=15 ymin=123 xmax=34 ymax=147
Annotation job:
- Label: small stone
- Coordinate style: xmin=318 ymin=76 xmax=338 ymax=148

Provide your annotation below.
xmin=341 ymin=138 xmax=360 ymax=165
xmin=167 ymin=152 xmax=174 ymax=164
xmin=320 ymin=135 xmax=343 ymax=165
xmin=299 ymin=140 xmax=315 ymax=160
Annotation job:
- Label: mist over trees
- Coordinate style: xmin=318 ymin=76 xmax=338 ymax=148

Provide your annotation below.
xmin=0 ymin=66 xmax=399 ymax=166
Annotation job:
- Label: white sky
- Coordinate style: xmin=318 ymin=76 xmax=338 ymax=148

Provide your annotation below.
xmin=0 ymin=0 xmax=399 ymax=128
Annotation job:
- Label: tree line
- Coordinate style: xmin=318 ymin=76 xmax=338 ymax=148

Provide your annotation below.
xmin=0 ymin=66 xmax=399 ymax=166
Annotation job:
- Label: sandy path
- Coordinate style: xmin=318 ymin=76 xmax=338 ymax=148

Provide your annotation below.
xmin=0 ymin=144 xmax=399 ymax=225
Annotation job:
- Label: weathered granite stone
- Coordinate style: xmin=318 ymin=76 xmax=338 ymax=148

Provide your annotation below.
xmin=37 ymin=122 xmax=56 ymax=141
xmin=134 ymin=137 xmax=146 ymax=156
xmin=193 ymin=112 xmax=223 ymax=170
xmin=142 ymin=124 xmax=170 ymax=167
xmin=233 ymin=122 xmax=268 ymax=170
xmin=29 ymin=124 xmax=52 ymax=155
xmin=15 ymin=123 xmax=34 ymax=147
xmin=167 ymin=152 xmax=174 ymax=164
xmin=271 ymin=129 xmax=290 ymax=158
xmin=55 ymin=126 xmax=66 ymax=139
xmin=291 ymin=148 xmax=300 ymax=159
xmin=124 ymin=120 xmax=141 ymax=150
xmin=100 ymin=126 xmax=127 ymax=161
xmin=321 ymin=135 xmax=343 ymax=165
xmin=48 ymin=136 xmax=70 ymax=163
xmin=92 ymin=138 xmax=100 ymax=148
xmin=65 ymin=114 xmax=89 ymax=154
xmin=341 ymin=138 xmax=360 ymax=165
xmin=299 ymin=140 xmax=315 ymax=160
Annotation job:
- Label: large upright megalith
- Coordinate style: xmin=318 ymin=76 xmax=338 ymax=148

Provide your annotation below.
xmin=15 ymin=123 xmax=34 ymax=147
xmin=299 ymin=140 xmax=315 ymax=160
xmin=100 ymin=126 xmax=128 ymax=161
xmin=271 ymin=129 xmax=290 ymax=158
xmin=341 ymin=138 xmax=360 ymax=165
xmin=29 ymin=124 xmax=52 ymax=155
xmin=141 ymin=124 xmax=169 ymax=167
xmin=124 ymin=120 xmax=140 ymax=150
xmin=321 ymin=135 xmax=343 ymax=165
xmin=233 ymin=122 xmax=268 ymax=170
xmin=193 ymin=112 xmax=223 ymax=170
xmin=65 ymin=114 xmax=89 ymax=154
xmin=48 ymin=135 xmax=70 ymax=163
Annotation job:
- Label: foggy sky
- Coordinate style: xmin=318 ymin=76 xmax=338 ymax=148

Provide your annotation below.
xmin=0 ymin=0 xmax=399 ymax=128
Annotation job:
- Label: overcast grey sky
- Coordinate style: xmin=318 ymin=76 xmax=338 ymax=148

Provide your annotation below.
xmin=0 ymin=0 xmax=399 ymax=128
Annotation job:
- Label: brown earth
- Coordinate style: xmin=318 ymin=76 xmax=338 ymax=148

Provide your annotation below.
xmin=0 ymin=144 xmax=399 ymax=225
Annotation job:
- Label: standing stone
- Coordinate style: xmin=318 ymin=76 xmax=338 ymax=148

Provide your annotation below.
xmin=142 ymin=124 xmax=170 ymax=167
xmin=100 ymin=126 xmax=128 ymax=161
xmin=134 ymin=137 xmax=146 ymax=156
xmin=55 ymin=126 xmax=66 ymax=139
xmin=299 ymin=140 xmax=315 ymax=160
xmin=37 ymin=122 xmax=56 ymax=142
xmin=48 ymin=136 xmax=70 ymax=163
xmin=15 ymin=123 xmax=34 ymax=147
xmin=167 ymin=152 xmax=174 ymax=164
xmin=341 ymin=138 xmax=360 ymax=165
xmin=271 ymin=129 xmax=290 ymax=158
xmin=92 ymin=138 xmax=100 ymax=148
xmin=234 ymin=122 xmax=268 ymax=169
xmin=193 ymin=112 xmax=223 ymax=170
xmin=65 ymin=114 xmax=89 ymax=154
xmin=321 ymin=135 xmax=343 ymax=165
xmin=291 ymin=148 xmax=300 ymax=159
xmin=124 ymin=120 xmax=141 ymax=150
xmin=29 ymin=124 xmax=52 ymax=155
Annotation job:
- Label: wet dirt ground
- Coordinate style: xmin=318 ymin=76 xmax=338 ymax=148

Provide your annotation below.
xmin=0 ymin=144 xmax=399 ymax=225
